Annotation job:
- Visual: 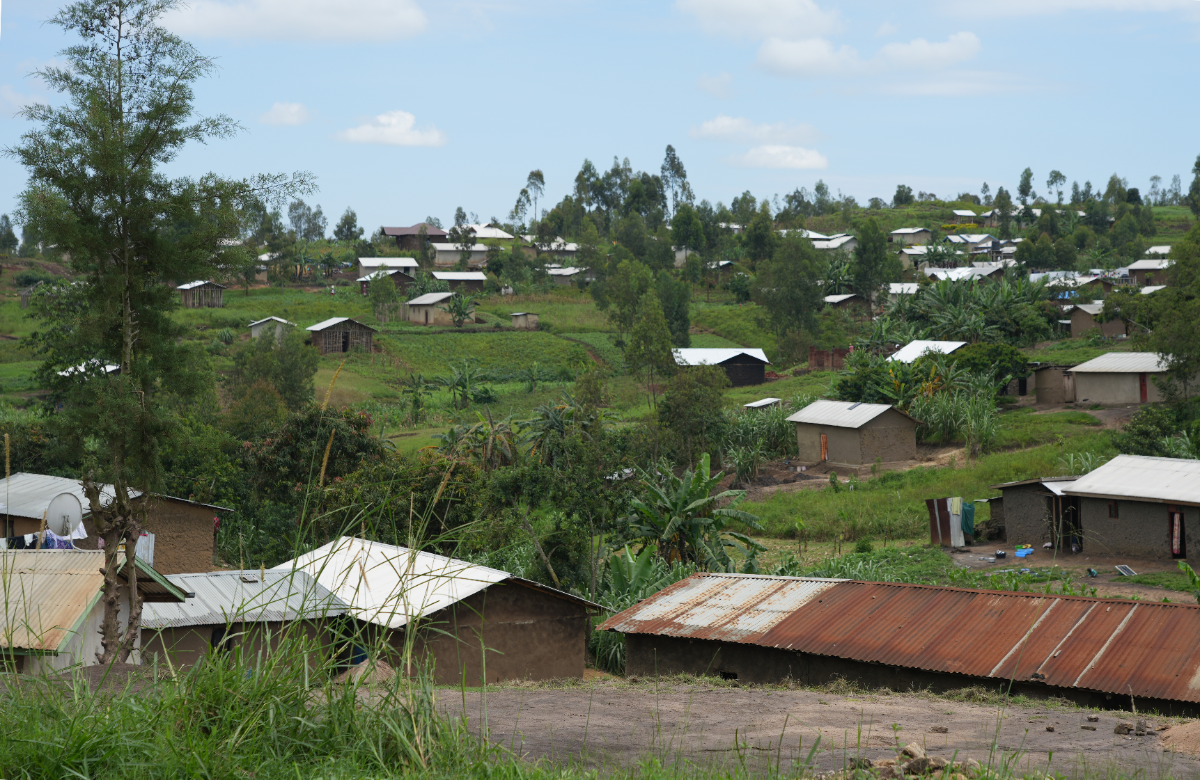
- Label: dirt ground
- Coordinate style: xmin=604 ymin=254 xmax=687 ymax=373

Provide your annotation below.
xmin=948 ymin=545 xmax=1188 ymax=600
xmin=439 ymin=679 xmax=1200 ymax=777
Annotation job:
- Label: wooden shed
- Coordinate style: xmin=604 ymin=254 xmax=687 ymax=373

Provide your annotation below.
xmin=178 ymin=280 xmax=226 ymax=309
xmin=787 ymin=399 xmax=917 ymax=468
xmin=824 ymin=293 xmax=869 ymax=317
xmin=305 ymin=317 xmax=377 ymax=354
xmin=511 ymin=312 xmax=539 ymax=330
xmin=248 ymin=316 xmax=295 ymax=340
xmin=673 ymin=348 xmax=770 ymax=387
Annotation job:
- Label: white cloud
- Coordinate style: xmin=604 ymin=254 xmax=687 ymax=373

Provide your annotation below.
xmin=758 ymin=32 xmax=980 ymax=78
xmin=728 ymin=145 xmax=829 ymax=170
xmin=697 ymin=72 xmax=733 ymax=99
xmin=259 ymin=102 xmax=311 ymax=126
xmin=0 ymin=84 xmax=43 ymax=112
xmin=690 ymin=115 xmax=819 ymax=145
xmin=164 ymin=0 xmax=427 ymax=41
xmin=948 ymin=0 xmax=1191 ymax=13
xmin=675 ymin=0 xmax=839 ymax=40
xmin=879 ymin=32 xmax=980 ymax=70
xmin=875 ymin=22 xmax=898 ymax=37
xmin=336 ymin=110 xmax=446 ymax=147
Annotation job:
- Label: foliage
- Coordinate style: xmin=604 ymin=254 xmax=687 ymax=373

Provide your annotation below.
xmin=878 ymin=276 xmax=1055 ymax=346
xmin=624 ymin=292 xmax=675 ymax=406
xmin=951 ymin=342 xmax=1029 ymax=387
xmin=437 ymin=294 xmax=475 ymax=328
xmin=752 ymin=232 xmax=825 ymax=339
xmin=850 ymin=218 xmax=899 ymax=308
xmin=367 ymin=273 xmax=400 ymax=323
xmin=227 ymin=329 xmax=319 ymax=412
xmin=1058 ymin=450 xmax=1108 ymax=475
xmin=1109 ymin=405 xmax=1180 ymax=457
xmin=655 ymin=271 xmax=691 ymax=348
xmin=225 ymin=379 xmax=289 ymax=441
xmin=657 ymin=365 xmax=729 ymax=465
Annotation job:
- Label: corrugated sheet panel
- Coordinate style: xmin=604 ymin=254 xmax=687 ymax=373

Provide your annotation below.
xmin=673 ymin=349 xmax=770 ymax=367
xmin=604 ymin=575 xmax=1200 ymax=703
xmin=0 ymin=551 xmax=105 ymax=652
xmin=787 ymin=400 xmax=894 ymax=429
xmin=1065 ymin=454 xmax=1200 ymax=506
xmin=888 ymin=341 xmax=967 ymax=364
xmin=142 ymin=570 xmax=348 ymax=629
xmin=1069 ymin=352 xmax=1167 ymax=373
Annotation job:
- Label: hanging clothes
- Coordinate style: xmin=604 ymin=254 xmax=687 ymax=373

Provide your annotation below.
xmin=6 ymin=535 xmax=26 ymax=550
xmin=962 ymin=502 xmax=976 ymax=537
xmin=43 ymin=530 xmax=73 ymax=550
xmin=949 ymin=497 xmax=965 ymax=547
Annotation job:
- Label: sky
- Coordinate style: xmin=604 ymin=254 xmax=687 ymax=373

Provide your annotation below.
xmin=1 ymin=0 xmax=1198 ymax=234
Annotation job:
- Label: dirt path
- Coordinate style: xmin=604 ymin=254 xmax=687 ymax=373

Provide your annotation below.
xmin=438 ymin=681 xmax=1199 ymax=777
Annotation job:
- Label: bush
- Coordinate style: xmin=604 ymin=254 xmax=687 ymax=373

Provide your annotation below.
xmin=13 ymin=269 xmax=54 ymax=288
xmin=854 ymin=538 xmax=874 ymax=554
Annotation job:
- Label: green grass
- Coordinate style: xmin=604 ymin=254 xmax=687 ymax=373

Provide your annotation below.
xmin=560 ymin=332 xmax=627 ymax=371
xmin=1125 ymin=569 xmax=1196 ymax=594
xmin=1023 ymin=337 xmax=1133 ymax=366
xmin=375 ymin=331 xmax=592 ymax=376
xmin=991 ymin=407 xmax=1103 ymax=449
xmin=474 ymin=290 xmax=610 ymax=333
xmin=174 ymin=286 xmax=376 ymax=333
xmin=687 ymin=332 xmax=742 ymax=348
xmin=721 ymin=372 xmax=837 ymax=407
xmin=689 ymin=303 xmax=776 ymax=357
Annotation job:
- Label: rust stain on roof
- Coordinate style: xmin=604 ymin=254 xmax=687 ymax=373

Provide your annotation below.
xmin=600 ymin=574 xmax=1200 ymax=703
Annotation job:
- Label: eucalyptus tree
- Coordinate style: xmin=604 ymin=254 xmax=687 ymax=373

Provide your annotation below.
xmin=6 ymin=0 xmax=312 ymax=663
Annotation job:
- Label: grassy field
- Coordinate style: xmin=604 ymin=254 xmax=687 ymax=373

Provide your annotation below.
xmin=474 ymin=290 xmax=610 ymax=333
xmin=1023 ymin=336 xmax=1134 ymax=365
xmin=690 ymin=302 xmax=776 ymax=356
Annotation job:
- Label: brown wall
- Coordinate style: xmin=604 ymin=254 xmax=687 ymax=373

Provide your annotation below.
xmin=1035 ymin=367 xmax=1072 ymax=404
xmin=808 ymin=347 xmax=850 ymax=371
xmin=69 ymin=497 xmax=218 ymax=575
xmin=1070 ymin=309 xmax=1125 ymax=339
xmin=311 ymin=326 xmax=374 ymax=355
xmin=794 ymin=411 xmax=914 ymax=468
xmin=141 ymin=619 xmax=340 ymax=670
xmin=404 ymin=304 xmax=465 ymax=327
xmin=376 ymin=581 xmax=590 ymax=685
xmin=1078 ymin=497 xmax=1200 ymax=559
xmin=1072 ymin=372 xmax=1165 ymax=405
xmin=999 ymin=484 xmax=1053 ymax=546
xmin=794 ymin=423 xmax=861 ymax=466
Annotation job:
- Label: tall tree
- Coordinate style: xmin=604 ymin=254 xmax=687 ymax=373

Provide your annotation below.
xmin=893 ymin=184 xmax=915 ymax=207
xmin=660 ymin=145 xmax=693 ymax=219
xmin=8 ymin=0 xmax=309 ymax=663
xmin=1017 ymin=168 xmax=1035 ymax=205
xmin=655 ymin=271 xmax=691 ymax=348
xmin=511 ymin=187 xmax=531 ymax=230
xmin=625 ymin=291 xmax=675 ymax=408
xmin=850 ymin=218 xmax=897 ymax=310
xmin=743 ymin=202 xmax=776 ymax=266
xmin=332 ymin=207 xmax=363 ymax=243
xmin=670 ymin=203 xmax=704 ymax=262
xmin=525 ymin=169 xmax=545 ymax=222
xmin=0 ymin=215 xmax=17 ymax=253
xmin=1047 ymin=170 xmax=1066 ymax=204
xmin=994 ymin=187 xmax=1015 ymax=239
xmin=752 ymin=232 xmax=825 ymax=338
xmin=1187 ymin=155 xmax=1200 ymax=218
xmin=1138 ymin=221 xmax=1200 ymax=391
xmin=603 ymin=259 xmax=653 ymax=346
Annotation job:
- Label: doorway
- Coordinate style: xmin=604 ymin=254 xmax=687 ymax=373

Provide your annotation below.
xmin=341 ymin=331 xmax=350 ymax=352
xmin=820 ymin=433 xmax=828 ymax=461
xmin=1139 ymin=373 xmax=1149 ymax=403
xmin=1171 ymin=510 xmax=1187 ymax=559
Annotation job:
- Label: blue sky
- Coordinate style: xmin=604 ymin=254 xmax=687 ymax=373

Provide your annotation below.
xmin=1 ymin=0 xmax=1198 ymax=233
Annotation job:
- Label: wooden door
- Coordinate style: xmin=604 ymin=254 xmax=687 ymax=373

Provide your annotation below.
xmin=820 ymin=433 xmax=828 ymax=461
xmin=1140 ymin=373 xmax=1148 ymax=403
xmin=1171 ymin=510 xmax=1186 ymax=559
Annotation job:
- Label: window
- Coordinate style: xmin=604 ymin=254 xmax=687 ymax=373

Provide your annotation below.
xmin=1108 ymin=500 xmax=1119 ymax=519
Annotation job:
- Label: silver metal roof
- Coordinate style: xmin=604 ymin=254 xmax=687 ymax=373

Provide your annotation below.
xmin=177 ymin=280 xmax=225 ymax=290
xmin=889 ymin=283 xmax=919 ymax=295
xmin=744 ymin=397 xmax=782 ymax=408
xmin=823 ymin=294 xmax=858 ymax=304
xmin=787 ymin=399 xmax=907 ymax=429
xmin=1141 ymin=285 xmax=1166 ymax=295
xmin=141 ymin=570 xmax=348 ymax=629
xmin=0 ymin=473 xmax=134 ymax=522
xmin=306 ymin=317 xmax=376 ymax=333
xmin=1068 ymin=352 xmax=1167 ymax=373
xmin=1071 ymin=304 xmax=1104 ymax=316
xmin=431 ymin=271 xmax=486 ymax=280
xmin=887 ymin=340 xmax=966 ymax=364
xmin=890 ymin=227 xmax=931 ymax=235
xmin=1064 ymin=455 xmax=1200 ymax=506
xmin=406 ymin=292 xmax=456 ymax=306
xmin=673 ymin=348 xmax=770 ymax=367
xmin=247 ymin=316 xmax=294 ymax=327
xmin=358 ymin=257 xmax=418 ymax=268
xmin=429 ymin=242 xmax=488 ymax=252
xmin=1126 ymin=259 xmax=1172 ymax=271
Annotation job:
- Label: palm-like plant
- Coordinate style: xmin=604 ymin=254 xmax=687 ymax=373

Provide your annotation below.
xmin=622 ymin=453 xmax=765 ymax=571
xmin=399 ymin=372 xmax=433 ymax=425
xmin=435 ymin=360 xmax=485 ymax=410
xmin=437 ymin=294 xmax=475 ymax=328
xmin=826 ymin=256 xmax=853 ymax=294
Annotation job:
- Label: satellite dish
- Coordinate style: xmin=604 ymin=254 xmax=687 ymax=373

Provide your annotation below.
xmin=46 ymin=493 xmax=83 ymax=537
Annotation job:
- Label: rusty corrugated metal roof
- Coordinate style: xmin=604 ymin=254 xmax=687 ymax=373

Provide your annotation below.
xmin=600 ymin=574 xmax=1200 ymax=703
xmin=0 ymin=551 xmax=106 ymax=652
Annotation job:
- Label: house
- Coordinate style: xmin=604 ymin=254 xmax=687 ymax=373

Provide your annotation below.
xmin=744 ymin=397 xmax=783 ymax=410
xmin=0 ymin=550 xmax=186 ymax=674
xmin=1068 ymin=304 xmax=1125 ymax=339
xmin=888 ymin=228 xmax=931 ymax=246
xmin=178 ymin=280 xmax=225 ymax=309
xmin=823 ymin=293 xmax=869 ymax=316
xmin=305 ymin=317 xmax=376 ymax=355
xmin=430 ymin=271 xmax=486 ymax=293
xmin=888 ymin=340 xmax=966 ymax=364
xmin=275 ymin=537 xmax=601 ymax=685
xmin=547 ymin=267 xmax=587 ymax=286
xmin=787 ymin=400 xmax=917 ymax=468
xmin=380 ymin=223 xmax=447 ymax=251
xmin=57 ymin=361 xmax=120 ymax=380
xmin=951 ymin=209 xmax=977 ymax=224
xmin=140 ymin=569 xmax=349 ymax=669
xmin=599 ymin=572 xmax=1200 ymax=712
xmin=778 ymin=229 xmax=831 ymax=240
xmin=673 ymin=348 xmax=770 ymax=387
xmin=673 ymin=247 xmax=697 ymax=267
xmin=1126 ymin=258 xmax=1173 ymax=287
xmin=1142 ymin=285 xmax=1167 ymax=296
xmin=521 ymin=235 xmax=579 ymax=258
xmin=357 ymin=257 xmax=419 ymax=279
xmin=1145 ymin=246 xmax=1172 ymax=258
xmin=1033 ymin=364 xmax=1073 ymax=404
xmin=1061 ymin=455 xmax=1200 ymax=560
xmin=812 ymin=234 xmax=857 ymax=253
xmin=1066 ymin=352 xmax=1171 ymax=405
xmin=465 ymin=224 xmax=515 ymax=241
xmin=357 ymin=269 xmax=414 ymax=297
xmin=404 ymin=292 xmax=470 ymax=327
xmin=0 ymin=472 xmax=230 ymax=575
xmin=429 ymin=242 xmax=489 ymax=268
xmin=248 ymin=316 xmax=295 ymax=341
xmin=888 ymin=283 xmax=919 ymax=304
xmin=978 ymin=209 xmax=1000 ymax=228
xmin=718 ymin=222 xmax=745 ymax=235
xmin=924 ymin=265 xmax=1000 ymax=283
xmin=943 ymin=233 xmax=997 ymax=253
xmin=510 ymin=312 xmax=539 ymax=330
xmin=991 ymin=476 xmax=1082 ymax=551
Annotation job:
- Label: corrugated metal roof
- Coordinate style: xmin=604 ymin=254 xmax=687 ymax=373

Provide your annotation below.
xmin=1068 ymin=352 xmax=1167 ymax=373
xmin=1142 ymin=285 xmax=1167 ymax=295
xmin=177 ymin=280 xmax=225 ymax=290
xmin=823 ymin=294 xmax=858 ymax=304
xmin=0 ymin=551 xmax=106 ymax=652
xmin=429 ymin=242 xmax=489 ymax=252
xmin=431 ymin=271 xmax=486 ymax=281
xmin=0 ymin=473 xmax=135 ymax=522
xmin=1127 ymin=259 xmax=1173 ymax=271
xmin=142 ymin=570 xmax=348 ymax=629
xmin=247 ymin=316 xmax=294 ymax=327
xmin=57 ymin=361 xmax=120 ymax=378
xmin=602 ymin=574 xmax=1200 ymax=703
xmin=888 ymin=340 xmax=966 ymax=364
xmin=381 ymin=224 xmax=447 ymax=237
xmin=1071 ymin=304 xmax=1103 ymax=316
xmin=306 ymin=317 xmax=377 ymax=333
xmin=673 ymin=348 xmax=770 ymax=367
xmin=406 ymin=292 xmax=456 ymax=306
xmin=1145 ymin=246 xmax=1171 ymax=256
xmin=1064 ymin=455 xmax=1200 ymax=506
xmin=889 ymin=283 xmax=919 ymax=295
xmin=359 ymin=257 xmax=419 ymax=268
xmin=465 ymin=224 xmax=514 ymax=240
xmin=890 ymin=227 xmax=931 ymax=235
xmin=812 ymin=236 xmax=856 ymax=250
xmin=744 ymin=398 xmax=782 ymax=409
xmin=952 ymin=209 xmax=977 ymax=217
xmin=548 ymin=267 xmax=583 ymax=276
xmin=787 ymin=399 xmax=905 ymax=429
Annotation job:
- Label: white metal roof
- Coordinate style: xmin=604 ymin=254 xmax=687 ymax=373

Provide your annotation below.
xmin=673 ymin=348 xmax=770 ymax=367
xmin=778 ymin=228 xmax=831 ymax=240
xmin=429 ymin=242 xmax=489 ymax=252
xmin=177 ymin=280 xmax=225 ymax=290
xmin=57 ymin=361 xmax=119 ymax=378
xmin=1068 ymin=352 xmax=1168 ymax=373
xmin=1070 ymin=303 xmax=1104 ymax=316
xmin=823 ymin=294 xmax=859 ymax=304
xmin=142 ymin=570 xmax=348 ymax=629
xmin=1141 ymin=285 xmax=1166 ymax=295
xmin=744 ymin=397 xmax=782 ymax=409
xmin=889 ymin=283 xmax=919 ymax=295
xmin=812 ymin=235 xmax=856 ymax=250
xmin=787 ymin=399 xmax=907 ymax=429
xmin=952 ymin=209 xmax=977 ymax=217
xmin=509 ymin=311 xmax=535 ymax=316
xmin=306 ymin=317 xmax=348 ymax=331
xmin=1145 ymin=246 xmax=1172 ymax=257
xmin=1064 ymin=455 xmax=1200 ymax=506
xmin=247 ymin=316 xmax=295 ymax=328
xmin=431 ymin=271 xmax=486 ymax=281
xmin=900 ymin=245 xmax=964 ymax=256
xmin=924 ymin=267 xmax=985 ymax=282
xmin=1126 ymin=259 xmax=1173 ymax=271
xmin=0 ymin=472 xmax=134 ymax=521
xmin=406 ymin=292 xmax=456 ymax=306
xmin=274 ymin=537 xmax=513 ymax=629
xmin=890 ymin=227 xmax=931 ymax=235
xmin=465 ymin=224 xmax=514 ymax=240
xmin=1044 ymin=479 xmax=1078 ymax=497
xmin=888 ymin=340 xmax=967 ymax=363
xmin=358 ymin=257 xmax=418 ymax=268
xmin=547 ymin=267 xmax=583 ymax=276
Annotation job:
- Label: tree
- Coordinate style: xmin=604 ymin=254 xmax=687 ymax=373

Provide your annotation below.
xmin=603 ymin=259 xmax=654 ymax=345
xmin=226 ymin=379 xmax=289 ymax=441
xmin=893 ymin=184 xmax=915 ymax=207
xmin=753 ymin=232 xmax=825 ymax=338
xmin=1187 ymin=155 xmax=1200 ymax=218
xmin=657 ymin=366 xmax=729 ymax=466
xmin=526 ymin=169 xmax=545 ymax=222
xmin=851 ymin=218 xmax=896 ymax=310
xmin=1137 ymin=221 xmax=1200 ymax=390
xmin=332 ymin=207 xmax=363 ymax=243
xmin=367 ymin=273 xmax=400 ymax=323
xmin=1047 ymin=170 xmax=1067 ymax=204
xmin=624 ymin=291 xmax=675 ymax=408
xmin=0 ymin=215 xmax=17 ymax=254
xmin=438 ymin=293 xmax=475 ymax=328
xmin=655 ymin=272 xmax=691 ymax=348
xmin=993 ymin=187 xmax=1015 ymax=239
xmin=510 ymin=187 xmax=531 ymax=229
xmin=9 ymin=0 xmax=309 ymax=663
xmin=228 ymin=329 xmax=319 ymax=412
xmin=1018 ymin=168 xmax=1035 ymax=205
xmin=670 ymin=202 xmax=704 ymax=261
xmin=660 ymin=144 xmax=693 ymax=218
xmin=980 ymin=182 xmax=991 ymax=205
xmin=742 ymin=202 xmax=776 ymax=266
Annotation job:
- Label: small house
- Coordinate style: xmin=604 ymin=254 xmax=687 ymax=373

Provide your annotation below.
xmin=0 ymin=550 xmax=186 ymax=674
xmin=276 ymin=537 xmax=602 ymax=685
xmin=943 ymin=233 xmax=997 ymax=253
xmin=1068 ymin=304 xmax=1125 ymax=339
xmin=429 ymin=242 xmax=488 ymax=268
xmin=431 ymin=271 xmax=486 ymax=293
xmin=888 ymin=283 xmax=919 ymax=304
xmin=358 ymin=257 xmax=418 ymax=280
xmin=465 ymin=224 xmax=515 ymax=241
xmin=744 ymin=398 xmax=782 ymax=410
xmin=787 ymin=399 xmax=917 ymax=468
xmin=248 ymin=316 xmax=295 ymax=340
xmin=141 ymin=569 xmax=349 ymax=669
xmin=673 ymin=348 xmax=770 ymax=387
xmin=178 ymin=280 xmax=226 ymax=309
xmin=358 ymin=269 xmax=414 ymax=297
xmin=1126 ymin=259 xmax=1172 ymax=287
xmin=812 ymin=234 xmax=858 ymax=253
xmin=823 ymin=293 xmax=868 ymax=316
xmin=888 ymin=228 xmax=931 ymax=246
xmin=991 ymin=476 xmax=1081 ymax=551
xmin=547 ymin=267 xmax=586 ymax=287
xmin=305 ymin=317 xmax=377 ymax=355
xmin=887 ymin=340 xmax=966 ymax=364
xmin=404 ymin=292 xmax=470 ymax=327
xmin=380 ymin=223 xmax=447 ymax=251
xmin=951 ymin=209 xmax=978 ymax=224
xmin=510 ymin=312 xmax=539 ymax=330
xmin=1145 ymin=246 xmax=1172 ymax=258
xmin=1067 ymin=352 xmax=1171 ymax=405
xmin=1033 ymin=364 xmax=1073 ymax=404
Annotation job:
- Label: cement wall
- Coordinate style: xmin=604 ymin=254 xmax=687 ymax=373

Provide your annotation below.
xmin=999 ymin=484 xmax=1053 ymax=546
xmin=794 ymin=423 xmax=861 ymax=466
xmin=1078 ymin=497 xmax=1200 ymax=559
xmin=404 ymin=304 xmax=461 ymax=327
xmin=1035 ymin=367 xmax=1072 ymax=404
xmin=1072 ymin=372 xmax=1165 ymax=405
xmin=141 ymin=619 xmax=339 ymax=670
xmin=860 ymin=412 xmax=917 ymax=464
xmin=1070 ymin=310 xmax=1126 ymax=339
